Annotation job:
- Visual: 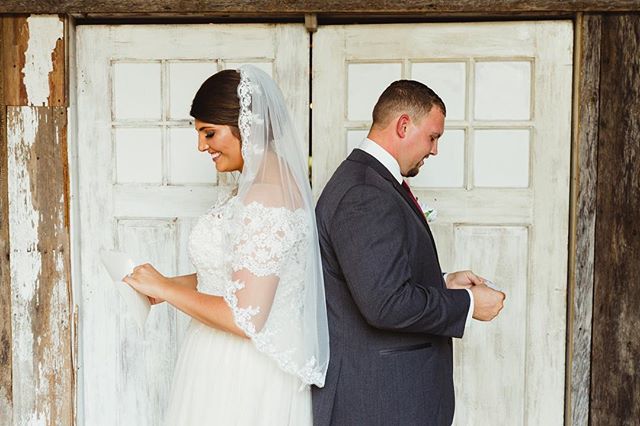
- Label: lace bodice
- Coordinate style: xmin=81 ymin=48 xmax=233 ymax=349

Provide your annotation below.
xmin=188 ymin=192 xmax=308 ymax=295
xmin=187 ymin=191 xmax=323 ymax=385
xmin=188 ymin=193 xmax=234 ymax=297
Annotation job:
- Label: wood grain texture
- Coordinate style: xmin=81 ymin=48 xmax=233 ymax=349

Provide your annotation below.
xmin=7 ymin=106 xmax=73 ymax=426
xmin=0 ymin=96 xmax=13 ymax=425
xmin=0 ymin=16 xmax=67 ymax=106
xmin=1 ymin=0 xmax=640 ymax=14
xmin=0 ymin=15 xmax=65 ymax=107
xmin=1 ymin=16 xmax=29 ymax=106
xmin=591 ymin=13 xmax=640 ymax=426
xmin=47 ymin=22 xmax=66 ymax=107
xmin=1 ymin=14 xmax=71 ymax=424
xmin=568 ymin=13 xmax=601 ymax=426
xmin=0 ymin=17 xmax=19 ymax=424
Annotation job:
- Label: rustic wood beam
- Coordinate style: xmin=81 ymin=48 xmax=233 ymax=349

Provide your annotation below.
xmin=591 ymin=12 xmax=640 ymax=424
xmin=0 ymin=106 xmax=11 ymax=421
xmin=0 ymin=14 xmax=73 ymax=425
xmin=1 ymin=0 xmax=639 ymax=15
xmin=566 ymin=12 xmax=601 ymax=426
xmin=6 ymin=105 xmax=74 ymax=426
xmin=0 ymin=17 xmax=13 ymax=422
xmin=1 ymin=16 xmax=65 ymax=106
xmin=1 ymin=16 xmax=29 ymax=105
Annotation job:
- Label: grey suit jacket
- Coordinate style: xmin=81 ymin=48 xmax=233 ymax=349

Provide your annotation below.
xmin=312 ymin=149 xmax=471 ymax=426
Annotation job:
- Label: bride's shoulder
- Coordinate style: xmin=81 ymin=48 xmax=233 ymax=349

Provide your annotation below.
xmin=240 ymin=183 xmax=304 ymax=211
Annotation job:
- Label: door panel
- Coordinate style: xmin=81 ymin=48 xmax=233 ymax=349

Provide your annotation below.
xmin=75 ymin=24 xmax=309 ymax=425
xmin=312 ymin=22 xmax=572 ymax=425
xmin=76 ymin=20 xmax=572 ymax=426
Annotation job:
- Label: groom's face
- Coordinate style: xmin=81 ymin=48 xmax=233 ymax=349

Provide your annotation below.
xmin=399 ymin=107 xmax=445 ymax=177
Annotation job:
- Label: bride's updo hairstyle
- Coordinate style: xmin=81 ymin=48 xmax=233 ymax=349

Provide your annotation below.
xmin=190 ymin=70 xmax=242 ymax=138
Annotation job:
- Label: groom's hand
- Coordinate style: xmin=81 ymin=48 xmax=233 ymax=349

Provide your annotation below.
xmin=445 ymin=270 xmax=484 ymax=289
xmin=470 ymin=284 xmax=505 ymax=321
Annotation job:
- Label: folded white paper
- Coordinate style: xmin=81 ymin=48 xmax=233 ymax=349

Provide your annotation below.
xmin=99 ymin=250 xmax=151 ymax=329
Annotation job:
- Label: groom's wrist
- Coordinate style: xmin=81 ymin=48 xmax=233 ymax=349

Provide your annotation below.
xmin=442 ymin=272 xmax=449 ymax=286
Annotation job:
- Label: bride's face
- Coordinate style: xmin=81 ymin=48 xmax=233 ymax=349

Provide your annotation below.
xmin=194 ymin=119 xmax=244 ymax=173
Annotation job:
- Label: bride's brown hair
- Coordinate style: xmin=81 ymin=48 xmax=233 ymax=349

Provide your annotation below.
xmin=190 ymin=69 xmax=241 ymax=138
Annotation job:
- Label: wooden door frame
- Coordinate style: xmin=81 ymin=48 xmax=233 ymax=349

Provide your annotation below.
xmin=0 ymin=6 xmax=616 ymax=424
xmin=1 ymin=1 xmax=640 ymax=16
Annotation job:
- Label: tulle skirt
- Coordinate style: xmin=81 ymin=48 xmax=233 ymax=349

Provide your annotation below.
xmin=164 ymin=320 xmax=312 ymax=425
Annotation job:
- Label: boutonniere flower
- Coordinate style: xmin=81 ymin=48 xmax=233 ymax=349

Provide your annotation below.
xmin=418 ymin=200 xmax=437 ymax=223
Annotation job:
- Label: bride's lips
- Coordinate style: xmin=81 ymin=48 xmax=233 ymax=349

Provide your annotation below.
xmin=211 ymin=152 xmax=221 ymax=162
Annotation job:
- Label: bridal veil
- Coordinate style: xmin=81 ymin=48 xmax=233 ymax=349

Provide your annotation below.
xmin=221 ymin=65 xmax=329 ymax=387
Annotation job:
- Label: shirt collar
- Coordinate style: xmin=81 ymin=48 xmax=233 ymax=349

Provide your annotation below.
xmin=357 ymin=138 xmax=403 ymax=184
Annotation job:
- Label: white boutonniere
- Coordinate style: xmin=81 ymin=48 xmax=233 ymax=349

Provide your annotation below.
xmin=418 ymin=200 xmax=437 ymax=223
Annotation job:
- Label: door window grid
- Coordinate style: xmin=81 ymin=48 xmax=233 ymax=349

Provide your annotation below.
xmin=110 ymin=59 xmax=273 ymax=186
xmin=343 ymin=58 xmax=535 ymax=190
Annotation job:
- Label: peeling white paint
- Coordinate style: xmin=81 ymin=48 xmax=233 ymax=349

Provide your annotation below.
xmin=8 ymin=107 xmax=72 ymax=424
xmin=7 ymin=107 xmax=41 ymax=426
xmin=7 ymin=108 xmax=40 ymax=301
xmin=22 ymin=15 xmax=64 ymax=107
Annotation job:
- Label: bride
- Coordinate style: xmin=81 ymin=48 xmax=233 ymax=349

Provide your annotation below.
xmin=123 ymin=65 xmax=329 ymax=424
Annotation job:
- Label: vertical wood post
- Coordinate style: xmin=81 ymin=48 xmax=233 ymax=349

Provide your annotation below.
xmin=591 ymin=12 xmax=640 ymax=425
xmin=0 ymin=16 xmax=13 ymax=422
xmin=0 ymin=14 xmax=74 ymax=426
xmin=567 ymin=12 xmax=601 ymax=426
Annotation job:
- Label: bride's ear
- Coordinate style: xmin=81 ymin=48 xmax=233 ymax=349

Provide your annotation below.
xmin=396 ymin=114 xmax=410 ymax=139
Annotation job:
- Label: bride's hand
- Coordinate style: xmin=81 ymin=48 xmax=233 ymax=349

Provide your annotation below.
xmin=122 ymin=263 xmax=171 ymax=304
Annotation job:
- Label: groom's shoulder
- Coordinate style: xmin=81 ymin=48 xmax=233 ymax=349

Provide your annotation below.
xmin=336 ymin=149 xmax=388 ymax=183
xmin=318 ymin=152 xmax=388 ymax=209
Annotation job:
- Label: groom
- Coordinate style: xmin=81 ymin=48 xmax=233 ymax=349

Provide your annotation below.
xmin=312 ymin=80 xmax=505 ymax=425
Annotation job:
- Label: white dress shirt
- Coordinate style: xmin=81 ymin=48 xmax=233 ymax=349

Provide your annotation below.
xmin=357 ymin=138 xmax=474 ymax=331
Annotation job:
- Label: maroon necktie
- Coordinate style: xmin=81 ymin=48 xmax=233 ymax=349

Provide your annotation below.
xmin=401 ymin=180 xmax=422 ymax=212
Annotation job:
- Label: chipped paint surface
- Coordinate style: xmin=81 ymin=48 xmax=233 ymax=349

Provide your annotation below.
xmin=22 ymin=16 xmax=64 ymax=106
xmin=7 ymin=108 xmax=42 ymax=425
xmin=7 ymin=107 xmax=73 ymax=425
xmin=0 ymin=387 xmax=12 ymax=425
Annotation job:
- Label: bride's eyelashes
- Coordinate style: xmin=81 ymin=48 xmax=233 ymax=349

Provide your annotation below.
xmin=205 ymin=131 xmax=215 ymax=139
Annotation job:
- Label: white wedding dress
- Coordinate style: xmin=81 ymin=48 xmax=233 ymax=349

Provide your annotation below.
xmin=164 ymin=191 xmax=313 ymax=425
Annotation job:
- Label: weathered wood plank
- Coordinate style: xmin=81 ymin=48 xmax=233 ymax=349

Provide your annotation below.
xmin=20 ymin=15 xmax=65 ymax=107
xmin=1 ymin=16 xmax=29 ymax=106
xmin=7 ymin=106 xmax=73 ymax=426
xmin=0 ymin=16 xmax=15 ymax=424
xmin=0 ymin=105 xmax=13 ymax=426
xmin=1 ymin=0 xmax=640 ymax=14
xmin=0 ymin=15 xmax=65 ymax=107
xmin=591 ymin=13 xmax=640 ymax=425
xmin=567 ymin=13 xmax=601 ymax=426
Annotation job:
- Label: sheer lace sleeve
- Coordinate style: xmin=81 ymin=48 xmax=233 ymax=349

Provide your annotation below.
xmin=218 ymin=65 xmax=328 ymax=387
xmin=223 ymin=200 xmax=307 ymax=335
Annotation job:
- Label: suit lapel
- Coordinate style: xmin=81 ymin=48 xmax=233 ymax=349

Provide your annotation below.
xmin=347 ymin=149 xmax=440 ymax=259
xmin=348 ymin=149 xmax=428 ymax=226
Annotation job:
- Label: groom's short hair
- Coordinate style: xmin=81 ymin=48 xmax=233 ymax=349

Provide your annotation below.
xmin=372 ymin=80 xmax=446 ymax=128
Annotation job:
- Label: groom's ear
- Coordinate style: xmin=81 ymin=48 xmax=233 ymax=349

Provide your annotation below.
xmin=396 ymin=114 xmax=411 ymax=139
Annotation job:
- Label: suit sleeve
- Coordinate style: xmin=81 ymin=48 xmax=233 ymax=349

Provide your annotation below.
xmin=329 ymin=184 xmax=470 ymax=338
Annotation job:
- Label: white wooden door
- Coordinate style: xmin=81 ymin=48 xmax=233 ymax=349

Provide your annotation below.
xmin=313 ymin=22 xmax=572 ymax=425
xmin=75 ymin=24 xmax=309 ymax=425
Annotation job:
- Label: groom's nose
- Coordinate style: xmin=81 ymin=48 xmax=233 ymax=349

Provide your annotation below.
xmin=430 ymin=140 xmax=439 ymax=156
